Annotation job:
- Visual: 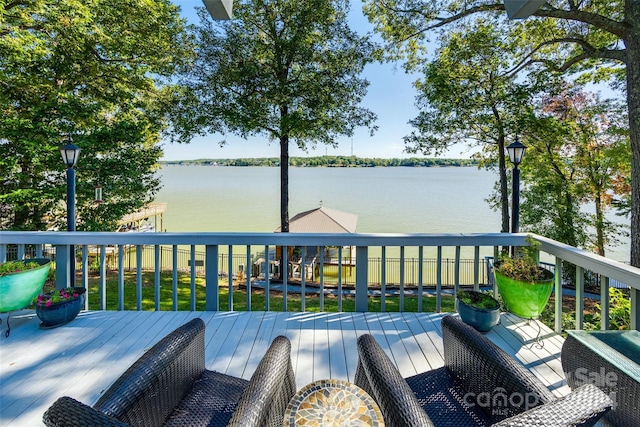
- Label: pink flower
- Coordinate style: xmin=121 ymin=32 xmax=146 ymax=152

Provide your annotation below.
xmin=45 ymin=300 xmax=52 ymax=307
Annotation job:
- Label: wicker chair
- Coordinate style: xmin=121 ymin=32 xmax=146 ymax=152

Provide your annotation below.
xmin=43 ymin=318 xmax=296 ymax=427
xmin=355 ymin=315 xmax=612 ymax=427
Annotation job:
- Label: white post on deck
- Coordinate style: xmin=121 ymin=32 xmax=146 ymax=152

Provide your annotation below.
xmin=355 ymin=246 xmax=368 ymax=312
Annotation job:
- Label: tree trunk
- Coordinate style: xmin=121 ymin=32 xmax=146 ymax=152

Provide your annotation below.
xmin=625 ymin=21 xmax=640 ymax=266
xmin=280 ymin=133 xmax=290 ymax=233
xmin=594 ymin=193 xmax=606 ymax=256
xmin=498 ymin=134 xmax=510 ymax=233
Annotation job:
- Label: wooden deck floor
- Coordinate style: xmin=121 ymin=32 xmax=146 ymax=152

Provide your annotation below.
xmin=0 ymin=310 xmax=569 ymax=427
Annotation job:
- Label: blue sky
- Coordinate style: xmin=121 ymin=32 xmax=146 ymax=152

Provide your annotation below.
xmin=161 ymin=1 xmax=471 ymax=160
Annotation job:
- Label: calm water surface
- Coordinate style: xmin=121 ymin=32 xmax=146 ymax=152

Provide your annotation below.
xmin=155 ymin=165 xmax=500 ymax=233
xmin=154 ymin=165 xmax=630 ymax=261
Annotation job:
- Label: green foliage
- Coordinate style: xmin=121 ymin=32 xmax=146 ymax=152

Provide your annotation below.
xmin=0 ymin=260 xmax=40 ymax=277
xmin=519 ymin=86 xmax=629 ymax=255
xmin=161 ymin=156 xmax=478 ymax=167
xmin=494 ymin=237 xmax=550 ymax=282
xmin=0 ymin=1 xmax=193 ymax=231
xmin=170 ymin=0 xmax=377 ymax=231
xmin=597 ymin=288 xmax=631 ymax=330
xmin=456 ymin=290 xmax=499 ymax=309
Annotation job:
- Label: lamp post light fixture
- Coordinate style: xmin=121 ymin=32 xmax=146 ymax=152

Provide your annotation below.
xmin=60 ymin=138 xmax=81 ymax=288
xmin=506 ymin=137 xmax=526 ymax=234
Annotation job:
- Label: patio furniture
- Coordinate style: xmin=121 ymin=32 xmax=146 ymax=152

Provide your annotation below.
xmin=562 ymin=330 xmax=640 ymax=427
xmin=283 ymin=378 xmax=384 ymax=426
xmin=355 ymin=315 xmax=612 ymax=427
xmin=42 ymin=318 xmax=296 ymax=427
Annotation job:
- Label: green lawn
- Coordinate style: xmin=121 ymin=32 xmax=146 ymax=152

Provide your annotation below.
xmin=69 ymin=271 xmax=456 ymax=313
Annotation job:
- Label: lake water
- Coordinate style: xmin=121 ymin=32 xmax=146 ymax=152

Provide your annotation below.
xmin=154 ymin=165 xmax=630 ymax=261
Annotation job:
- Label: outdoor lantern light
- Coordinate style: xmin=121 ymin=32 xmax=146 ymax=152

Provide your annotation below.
xmin=60 ymin=136 xmax=81 ymax=288
xmin=506 ymin=137 xmax=526 ymax=166
xmin=60 ymin=141 xmax=81 ymax=168
xmin=506 ymin=137 xmax=526 ymax=235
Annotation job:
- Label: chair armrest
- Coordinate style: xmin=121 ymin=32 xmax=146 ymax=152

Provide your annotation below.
xmin=442 ymin=315 xmax=556 ymax=420
xmin=227 ymin=336 xmax=297 ymax=427
xmin=93 ymin=318 xmax=206 ymax=426
xmin=493 ymin=384 xmax=612 ymax=427
xmin=355 ymin=334 xmax=435 ymax=427
xmin=43 ymin=397 xmax=132 ymax=427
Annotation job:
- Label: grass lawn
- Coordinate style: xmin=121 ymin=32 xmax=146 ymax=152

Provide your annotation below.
xmin=51 ymin=271 xmax=456 ymax=313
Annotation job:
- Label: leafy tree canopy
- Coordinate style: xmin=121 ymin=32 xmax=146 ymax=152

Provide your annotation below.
xmin=0 ymin=0 xmax=193 ymax=231
xmin=170 ymin=0 xmax=377 ymax=232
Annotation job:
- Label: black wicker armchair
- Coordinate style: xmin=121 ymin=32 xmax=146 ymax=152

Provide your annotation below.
xmin=355 ymin=315 xmax=612 ymax=427
xmin=43 ymin=318 xmax=296 ymax=427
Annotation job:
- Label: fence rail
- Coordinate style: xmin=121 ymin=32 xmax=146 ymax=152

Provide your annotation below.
xmin=1 ymin=231 xmax=638 ymax=332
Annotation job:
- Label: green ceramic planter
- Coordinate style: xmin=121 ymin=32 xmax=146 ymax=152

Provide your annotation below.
xmin=494 ymin=267 xmax=554 ymax=319
xmin=0 ymin=258 xmax=51 ymax=312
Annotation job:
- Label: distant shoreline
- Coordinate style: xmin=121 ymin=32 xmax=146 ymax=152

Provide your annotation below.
xmin=160 ymin=156 xmax=478 ymax=168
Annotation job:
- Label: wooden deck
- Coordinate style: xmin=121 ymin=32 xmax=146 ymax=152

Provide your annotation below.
xmin=0 ymin=310 xmax=569 ymax=427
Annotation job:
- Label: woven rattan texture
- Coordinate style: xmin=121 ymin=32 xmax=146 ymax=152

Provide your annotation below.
xmin=43 ymin=319 xmax=295 ymax=427
xmin=562 ymin=333 xmax=640 ymax=427
xmin=355 ymin=315 xmax=612 ymax=427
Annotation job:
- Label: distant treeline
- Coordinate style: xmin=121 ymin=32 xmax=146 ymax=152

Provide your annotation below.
xmin=161 ymin=156 xmax=478 ymax=167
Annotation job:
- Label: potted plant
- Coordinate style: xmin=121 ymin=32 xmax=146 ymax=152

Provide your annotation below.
xmin=455 ymin=290 xmax=501 ymax=332
xmin=35 ymin=287 xmax=86 ymax=328
xmin=493 ymin=239 xmax=554 ymax=319
xmin=0 ymin=259 xmax=52 ymax=313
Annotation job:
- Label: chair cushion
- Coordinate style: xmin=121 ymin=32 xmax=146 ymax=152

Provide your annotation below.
xmin=163 ymin=370 xmax=249 ymax=427
xmin=406 ymin=367 xmax=492 ymax=427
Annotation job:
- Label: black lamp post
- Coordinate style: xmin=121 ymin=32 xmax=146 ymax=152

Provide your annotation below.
xmin=506 ymin=137 xmax=526 ymax=234
xmin=60 ymin=138 xmax=81 ymax=288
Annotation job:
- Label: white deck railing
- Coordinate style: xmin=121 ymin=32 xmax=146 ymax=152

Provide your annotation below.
xmin=1 ymin=231 xmax=638 ymax=332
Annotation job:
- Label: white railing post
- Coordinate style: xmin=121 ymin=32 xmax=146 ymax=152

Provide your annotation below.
xmin=355 ymin=246 xmax=368 ymax=312
xmin=554 ymin=258 xmax=563 ymax=334
xmin=55 ymin=244 xmax=69 ymax=289
xmin=205 ymin=245 xmax=219 ymax=311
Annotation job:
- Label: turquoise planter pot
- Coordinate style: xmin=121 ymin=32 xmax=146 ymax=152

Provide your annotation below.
xmin=456 ymin=291 xmax=501 ymax=332
xmin=494 ymin=266 xmax=554 ymax=319
xmin=0 ymin=258 xmax=51 ymax=312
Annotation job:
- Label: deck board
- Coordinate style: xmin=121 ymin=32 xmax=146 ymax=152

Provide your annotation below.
xmin=0 ymin=310 xmax=568 ymax=427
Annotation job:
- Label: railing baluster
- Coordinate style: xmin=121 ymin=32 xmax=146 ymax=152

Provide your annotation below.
xmin=631 ymin=287 xmax=639 ymax=330
xmin=600 ymin=276 xmax=610 ymax=330
xmin=436 ymin=246 xmax=442 ymax=313
xmin=0 ymin=244 xmax=6 ymax=262
xmin=118 ymin=245 xmax=125 ymax=311
xmin=172 ymin=245 xmax=178 ymax=311
xmin=228 ymin=245 xmax=234 ymax=311
xmin=381 ymin=247 xmax=386 ymax=312
xmin=418 ymin=246 xmax=424 ymax=313
xmin=81 ymin=246 xmax=89 ymax=310
xmin=338 ymin=246 xmax=343 ymax=312
xmin=300 ymin=246 xmax=306 ymax=311
xmin=282 ymin=246 xmax=288 ymax=312
xmin=454 ymin=246 xmax=461 ymax=298
xmin=355 ymin=246 xmax=368 ymax=312
xmin=246 ymin=245 xmax=251 ymax=311
xmin=155 ymin=245 xmax=161 ymax=310
xmin=575 ymin=265 xmax=584 ymax=329
xmin=190 ymin=245 xmax=197 ymax=311
xmin=319 ymin=246 xmax=325 ymax=311
xmin=136 ymin=245 xmax=143 ymax=310
xmin=554 ymin=258 xmax=563 ymax=334
xmin=205 ymin=245 xmax=219 ymax=311
xmin=399 ymin=246 xmax=405 ymax=312
xmin=473 ymin=246 xmax=480 ymax=291
xmin=264 ymin=245 xmax=270 ymax=311
xmin=100 ymin=245 xmax=107 ymax=310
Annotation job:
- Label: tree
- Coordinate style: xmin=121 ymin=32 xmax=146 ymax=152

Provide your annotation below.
xmin=0 ymin=0 xmax=192 ymax=231
xmin=170 ymin=0 xmax=377 ymax=232
xmin=404 ymin=20 xmax=534 ymax=233
xmin=520 ymin=87 xmax=630 ymax=255
xmin=363 ymin=0 xmax=640 ymax=265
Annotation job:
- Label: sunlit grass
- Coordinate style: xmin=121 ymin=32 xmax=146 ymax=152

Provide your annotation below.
xmin=70 ymin=271 xmax=456 ymax=313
